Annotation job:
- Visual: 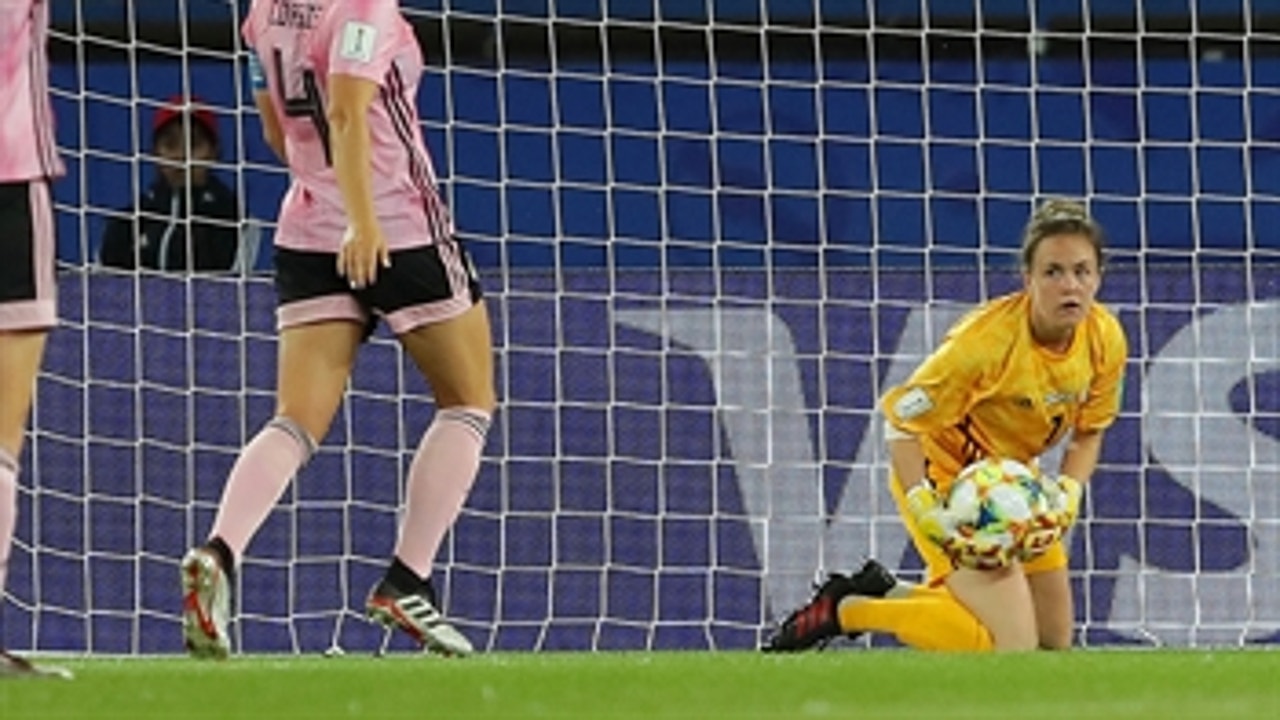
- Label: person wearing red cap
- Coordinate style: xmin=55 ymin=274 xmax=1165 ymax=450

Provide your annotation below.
xmin=98 ymin=95 xmax=242 ymax=272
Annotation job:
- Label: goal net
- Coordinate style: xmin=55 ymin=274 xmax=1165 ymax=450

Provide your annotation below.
xmin=6 ymin=0 xmax=1278 ymax=654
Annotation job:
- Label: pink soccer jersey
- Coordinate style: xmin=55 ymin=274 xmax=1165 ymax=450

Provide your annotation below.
xmin=0 ymin=0 xmax=64 ymax=182
xmin=243 ymin=0 xmax=452 ymax=252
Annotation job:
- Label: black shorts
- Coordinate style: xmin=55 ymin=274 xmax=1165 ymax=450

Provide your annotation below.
xmin=0 ymin=180 xmax=56 ymax=329
xmin=274 ymin=238 xmax=483 ymax=338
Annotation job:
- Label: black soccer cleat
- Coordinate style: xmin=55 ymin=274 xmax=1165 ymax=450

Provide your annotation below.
xmin=365 ymin=578 xmax=474 ymax=657
xmin=762 ymin=559 xmax=898 ymax=653
xmin=763 ymin=591 xmax=841 ymax=652
xmin=846 ymin=558 xmax=898 ymax=598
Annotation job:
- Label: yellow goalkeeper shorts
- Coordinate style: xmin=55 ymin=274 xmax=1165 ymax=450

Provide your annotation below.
xmin=888 ymin=472 xmax=1068 ymax=585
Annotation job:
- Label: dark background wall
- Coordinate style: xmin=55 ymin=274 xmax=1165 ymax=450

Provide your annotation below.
xmin=48 ymin=1 xmax=1280 ymax=270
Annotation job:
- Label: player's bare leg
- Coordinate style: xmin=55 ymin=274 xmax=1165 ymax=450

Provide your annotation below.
xmin=945 ymin=564 xmax=1039 ymax=651
xmin=365 ymin=301 xmax=496 ymax=656
xmin=0 ymin=329 xmax=45 ymax=455
xmin=270 ymin=321 xmax=364 ymax=443
xmin=397 ymin=301 xmax=496 ymax=413
xmin=3 ymin=329 xmax=93 ymax=682
xmin=1026 ymin=567 xmax=1073 ymax=649
xmin=182 ymin=321 xmax=360 ymax=659
xmin=0 ymin=330 xmax=69 ymax=679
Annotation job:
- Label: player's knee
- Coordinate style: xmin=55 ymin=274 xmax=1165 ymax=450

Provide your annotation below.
xmin=978 ymin=611 xmax=1039 ymax=651
xmin=272 ymin=397 xmax=339 ymax=443
xmin=985 ymin=603 xmax=1040 ymax=652
xmin=991 ymin=626 xmax=1039 ymax=652
xmin=434 ymin=383 xmax=497 ymax=415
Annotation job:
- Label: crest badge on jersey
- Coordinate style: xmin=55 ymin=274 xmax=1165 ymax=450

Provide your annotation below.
xmin=339 ymin=21 xmax=377 ymax=63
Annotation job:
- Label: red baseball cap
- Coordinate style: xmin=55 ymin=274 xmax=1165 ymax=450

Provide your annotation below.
xmin=152 ymin=95 xmax=219 ymax=143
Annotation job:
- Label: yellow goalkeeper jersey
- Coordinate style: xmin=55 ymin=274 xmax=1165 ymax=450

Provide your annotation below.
xmin=880 ymin=291 xmax=1128 ymax=492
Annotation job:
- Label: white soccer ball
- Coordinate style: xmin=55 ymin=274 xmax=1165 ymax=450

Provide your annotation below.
xmin=946 ymin=457 xmax=1046 ymax=568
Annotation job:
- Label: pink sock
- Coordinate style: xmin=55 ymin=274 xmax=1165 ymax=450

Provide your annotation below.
xmin=209 ymin=417 xmax=315 ymax=562
xmin=394 ymin=407 xmax=491 ymax=579
xmin=0 ymin=450 xmax=16 ymax=594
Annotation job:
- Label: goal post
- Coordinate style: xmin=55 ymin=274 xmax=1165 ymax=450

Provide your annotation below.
xmin=6 ymin=0 xmax=1278 ymax=654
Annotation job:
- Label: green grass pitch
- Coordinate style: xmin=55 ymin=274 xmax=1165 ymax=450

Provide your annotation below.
xmin=2 ymin=649 xmax=1277 ymax=719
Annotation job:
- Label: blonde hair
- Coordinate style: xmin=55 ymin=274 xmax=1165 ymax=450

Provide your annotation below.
xmin=1020 ymin=198 xmax=1105 ymax=271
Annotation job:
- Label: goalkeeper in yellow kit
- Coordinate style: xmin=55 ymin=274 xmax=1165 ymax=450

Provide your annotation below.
xmin=765 ymin=198 xmax=1128 ymax=652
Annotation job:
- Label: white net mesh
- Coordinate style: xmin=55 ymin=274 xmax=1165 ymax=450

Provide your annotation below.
xmin=5 ymin=1 xmax=1278 ymax=653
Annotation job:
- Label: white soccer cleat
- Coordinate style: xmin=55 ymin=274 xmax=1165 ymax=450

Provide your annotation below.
xmin=0 ymin=650 xmax=73 ymax=679
xmin=180 ymin=547 xmax=231 ymax=659
xmin=365 ymin=581 xmax=474 ymax=657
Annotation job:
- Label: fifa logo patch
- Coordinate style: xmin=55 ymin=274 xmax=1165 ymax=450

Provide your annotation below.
xmin=340 ymin=22 xmax=377 ymax=63
xmin=893 ymin=387 xmax=933 ymax=420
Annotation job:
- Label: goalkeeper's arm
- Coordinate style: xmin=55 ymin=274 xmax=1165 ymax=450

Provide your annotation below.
xmin=885 ymin=421 xmax=930 ymax=496
xmin=1059 ymin=429 xmax=1104 ymax=484
xmin=885 ymin=422 xmax=951 ymax=545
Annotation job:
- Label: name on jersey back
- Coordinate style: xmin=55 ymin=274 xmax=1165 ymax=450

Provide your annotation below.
xmin=270 ymin=0 xmax=323 ymax=29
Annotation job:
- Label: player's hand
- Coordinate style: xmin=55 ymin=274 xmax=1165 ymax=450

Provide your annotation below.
xmin=337 ymin=225 xmax=391 ymax=289
xmin=907 ymin=483 xmax=1014 ymax=570
xmin=1017 ymin=514 xmax=1063 ymax=562
xmin=1042 ymin=474 xmax=1083 ymax=530
xmin=905 ymin=483 xmax=954 ymax=547
xmin=943 ymin=532 xmax=1014 ymax=570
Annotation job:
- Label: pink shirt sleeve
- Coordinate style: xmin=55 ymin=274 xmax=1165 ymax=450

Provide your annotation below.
xmin=240 ymin=0 xmax=262 ymax=51
xmin=323 ymin=0 xmax=403 ymax=84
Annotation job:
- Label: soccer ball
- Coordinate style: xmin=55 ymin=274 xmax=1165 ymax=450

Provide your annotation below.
xmin=945 ymin=458 xmax=1050 ymax=568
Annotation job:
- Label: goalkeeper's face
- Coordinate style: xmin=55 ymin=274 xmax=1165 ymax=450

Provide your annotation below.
xmin=1022 ymin=232 xmax=1101 ymax=348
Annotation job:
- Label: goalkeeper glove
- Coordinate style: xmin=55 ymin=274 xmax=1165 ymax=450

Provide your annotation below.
xmin=906 ymin=483 xmax=1014 ymax=570
xmin=1043 ymin=474 xmax=1083 ymax=530
xmin=905 ymin=483 xmax=952 ymax=547
xmin=1017 ymin=475 xmax=1082 ymax=562
xmin=945 ymin=532 xmax=1014 ymax=570
xmin=1017 ymin=515 xmax=1064 ymax=562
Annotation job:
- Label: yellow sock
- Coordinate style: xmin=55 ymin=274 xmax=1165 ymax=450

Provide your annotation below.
xmin=838 ymin=585 xmax=993 ymax=651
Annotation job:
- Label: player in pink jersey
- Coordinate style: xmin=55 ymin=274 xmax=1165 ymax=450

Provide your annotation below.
xmin=0 ymin=0 xmax=71 ymax=679
xmin=181 ymin=0 xmax=494 ymax=659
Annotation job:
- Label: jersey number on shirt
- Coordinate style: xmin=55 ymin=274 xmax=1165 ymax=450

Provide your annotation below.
xmin=1044 ymin=413 xmax=1066 ymax=447
xmin=272 ymin=49 xmax=333 ymax=166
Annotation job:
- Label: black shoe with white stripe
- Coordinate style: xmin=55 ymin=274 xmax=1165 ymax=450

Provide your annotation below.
xmin=365 ymin=579 xmax=473 ymax=657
